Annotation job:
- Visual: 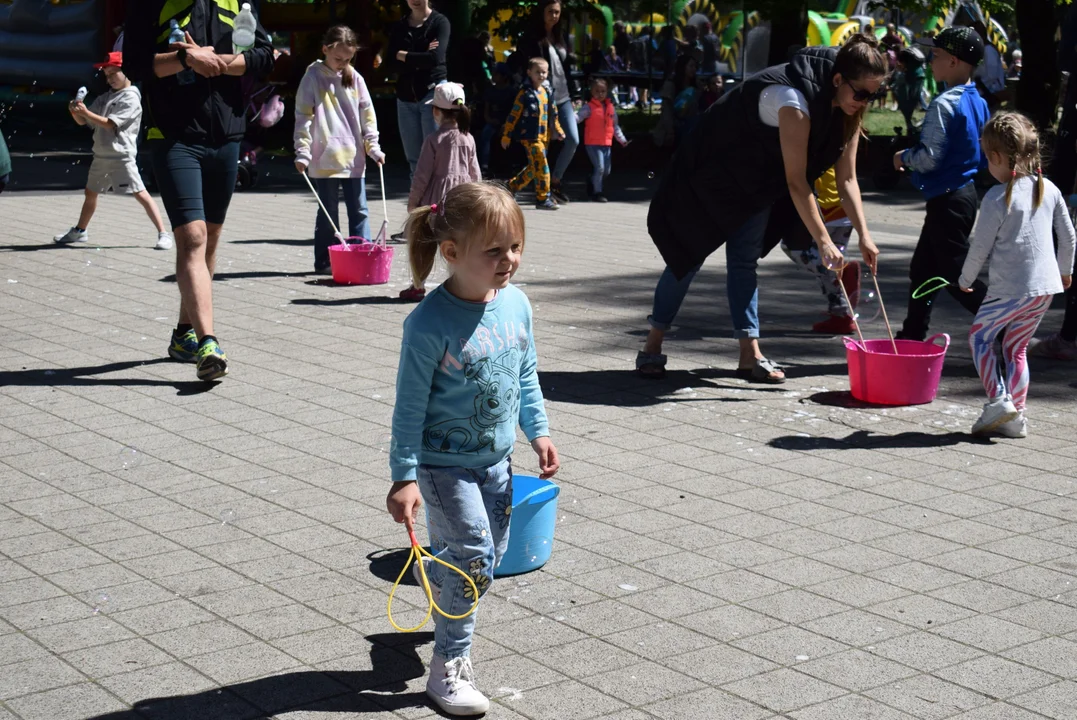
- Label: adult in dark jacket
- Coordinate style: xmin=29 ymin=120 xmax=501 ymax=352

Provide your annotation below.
xmin=637 ymin=35 xmax=887 ymax=383
xmin=511 ymin=0 xmax=581 ymax=204
xmin=387 ymin=0 xmax=450 ymax=178
xmin=125 ymin=0 xmax=274 ymax=382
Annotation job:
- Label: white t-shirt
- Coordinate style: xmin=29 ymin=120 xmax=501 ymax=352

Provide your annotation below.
xmin=758 ymin=85 xmax=809 ymax=127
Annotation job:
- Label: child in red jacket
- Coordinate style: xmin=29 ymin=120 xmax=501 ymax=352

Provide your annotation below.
xmin=574 ymin=78 xmax=628 ymax=203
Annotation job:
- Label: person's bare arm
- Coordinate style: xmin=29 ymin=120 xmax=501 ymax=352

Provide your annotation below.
xmin=777 ymin=106 xmax=843 ymax=270
xmin=835 ymin=130 xmax=879 ymax=273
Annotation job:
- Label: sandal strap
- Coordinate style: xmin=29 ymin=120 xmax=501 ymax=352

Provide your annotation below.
xmin=755 ymin=357 xmax=783 ymax=374
xmin=635 ymin=351 xmax=667 ymax=370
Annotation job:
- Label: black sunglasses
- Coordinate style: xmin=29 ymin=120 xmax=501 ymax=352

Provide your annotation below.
xmin=847 ymin=81 xmax=887 ymax=102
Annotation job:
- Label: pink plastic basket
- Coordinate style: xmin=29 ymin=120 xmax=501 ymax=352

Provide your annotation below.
xmin=844 ymin=333 xmax=950 ymax=406
xmin=329 ymin=239 xmax=393 ymax=285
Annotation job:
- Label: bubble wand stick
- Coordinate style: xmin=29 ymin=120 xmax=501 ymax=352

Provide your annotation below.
xmin=870 ymin=272 xmax=899 ymax=354
xmin=831 ymin=260 xmax=866 ymax=348
xmin=387 ymin=520 xmax=480 ymax=633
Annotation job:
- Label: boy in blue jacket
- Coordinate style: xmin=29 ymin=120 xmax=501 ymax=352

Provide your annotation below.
xmin=894 ymin=26 xmax=991 ymax=341
xmin=501 ymin=58 xmax=564 ymax=210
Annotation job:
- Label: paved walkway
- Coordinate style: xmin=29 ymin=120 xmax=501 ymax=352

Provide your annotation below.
xmin=2 ymin=176 xmax=1076 ymax=720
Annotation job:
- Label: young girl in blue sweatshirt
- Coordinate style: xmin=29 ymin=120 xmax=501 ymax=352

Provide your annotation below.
xmin=385 ymin=181 xmax=560 ymax=716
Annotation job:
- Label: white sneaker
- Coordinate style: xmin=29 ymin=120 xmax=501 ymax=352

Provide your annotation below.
xmin=54 ymin=227 xmax=88 ymax=244
xmin=155 ymin=231 xmax=174 ymax=250
xmin=995 ymin=413 xmax=1028 ymax=439
xmin=426 ymin=655 xmax=489 ymax=716
xmin=972 ymin=396 xmax=1019 ymax=436
xmin=412 ymin=556 xmax=441 ymax=603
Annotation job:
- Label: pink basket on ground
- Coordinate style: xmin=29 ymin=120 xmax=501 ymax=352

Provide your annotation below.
xmin=844 ymin=333 xmax=950 ymax=406
xmin=329 ymin=238 xmax=393 ymax=285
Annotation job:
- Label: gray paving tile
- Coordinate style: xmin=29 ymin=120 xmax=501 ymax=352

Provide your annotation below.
xmin=724 ymin=668 xmax=846 ymax=713
xmin=5 ymin=682 xmax=128 ymax=720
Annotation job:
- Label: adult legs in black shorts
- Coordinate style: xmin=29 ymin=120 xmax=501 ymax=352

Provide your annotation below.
xmin=153 ymin=139 xmax=240 ymax=381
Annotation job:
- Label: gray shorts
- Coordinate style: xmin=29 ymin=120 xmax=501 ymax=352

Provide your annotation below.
xmin=87 ymin=156 xmax=145 ymax=194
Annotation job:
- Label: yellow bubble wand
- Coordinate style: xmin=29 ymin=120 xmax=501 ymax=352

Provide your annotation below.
xmin=387 ymin=525 xmax=480 ymax=633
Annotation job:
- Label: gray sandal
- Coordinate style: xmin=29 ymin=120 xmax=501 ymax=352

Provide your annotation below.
xmin=736 ymin=357 xmax=785 ymax=384
xmin=636 ymin=351 xmax=667 ymax=379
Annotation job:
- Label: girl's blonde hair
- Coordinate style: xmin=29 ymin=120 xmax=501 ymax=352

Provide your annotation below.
xmin=406 ymin=182 xmax=526 ymax=286
xmin=323 ymin=25 xmax=359 ymax=89
xmin=981 ymin=111 xmax=1045 ymax=209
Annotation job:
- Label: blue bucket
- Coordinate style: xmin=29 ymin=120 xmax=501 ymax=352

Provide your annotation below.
xmin=494 ymin=474 xmax=560 ymax=577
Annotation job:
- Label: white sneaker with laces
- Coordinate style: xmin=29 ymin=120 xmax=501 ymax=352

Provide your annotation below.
xmin=412 ymin=556 xmax=441 ymax=603
xmin=995 ymin=413 xmax=1028 ymax=439
xmin=54 ymin=227 xmax=88 ymax=244
xmin=426 ymin=655 xmax=489 ymax=716
xmin=972 ymin=396 xmax=1019 ymax=436
xmin=155 ymin=231 xmax=174 ymax=250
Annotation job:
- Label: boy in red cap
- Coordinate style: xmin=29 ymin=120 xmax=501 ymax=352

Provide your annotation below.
xmin=55 ymin=51 xmax=173 ymax=250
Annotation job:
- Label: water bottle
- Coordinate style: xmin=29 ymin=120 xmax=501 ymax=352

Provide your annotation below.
xmin=75 ymin=87 xmax=88 ymax=103
xmin=170 ymin=19 xmax=196 ymax=86
xmin=232 ymin=3 xmax=256 ymax=54
xmin=168 ymin=19 xmax=184 ymax=45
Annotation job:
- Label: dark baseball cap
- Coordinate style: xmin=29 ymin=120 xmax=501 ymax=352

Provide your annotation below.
xmin=917 ymin=26 xmax=984 ymax=66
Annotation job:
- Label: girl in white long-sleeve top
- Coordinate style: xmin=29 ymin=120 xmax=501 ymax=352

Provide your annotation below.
xmin=960 ymin=112 xmax=1076 ymax=438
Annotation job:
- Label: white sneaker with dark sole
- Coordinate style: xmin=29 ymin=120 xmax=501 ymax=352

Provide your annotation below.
xmin=54 ymin=227 xmax=88 ymax=244
xmin=972 ymin=397 xmax=1019 ymax=436
xmin=155 ymin=232 xmax=174 ymax=250
xmin=995 ymin=414 xmax=1028 ymax=439
xmin=426 ymin=655 xmax=489 ymax=716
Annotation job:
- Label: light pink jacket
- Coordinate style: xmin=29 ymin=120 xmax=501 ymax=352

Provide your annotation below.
xmin=408 ymin=123 xmax=481 ymax=211
xmin=294 ymin=61 xmax=382 ymax=179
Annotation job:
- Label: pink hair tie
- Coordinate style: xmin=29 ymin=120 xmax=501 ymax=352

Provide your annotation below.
xmin=430 ymin=203 xmax=438 ymax=213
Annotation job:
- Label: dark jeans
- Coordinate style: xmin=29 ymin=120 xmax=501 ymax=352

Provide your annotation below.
xmin=1062 ymin=285 xmax=1077 ymax=342
xmin=901 ymin=183 xmax=987 ymax=340
xmin=0 ymin=172 xmax=8 ymax=194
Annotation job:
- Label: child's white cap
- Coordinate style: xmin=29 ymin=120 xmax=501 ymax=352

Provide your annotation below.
xmin=426 ymin=82 xmax=466 ymax=110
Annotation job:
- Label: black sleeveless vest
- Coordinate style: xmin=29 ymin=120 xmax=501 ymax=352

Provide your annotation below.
xmin=648 ymin=47 xmax=847 ymax=278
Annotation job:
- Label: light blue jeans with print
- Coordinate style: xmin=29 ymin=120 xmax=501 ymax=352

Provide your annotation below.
xmin=585 ymin=145 xmax=612 ymax=193
xmin=418 ymin=457 xmax=513 ymax=659
xmin=397 ymin=88 xmax=439 ymax=178
xmin=552 ymin=99 xmax=580 ymax=183
xmin=648 ymin=207 xmax=772 ymax=338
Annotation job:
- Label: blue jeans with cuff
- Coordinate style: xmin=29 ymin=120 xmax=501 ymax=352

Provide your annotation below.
xmin=585 ymin=145 xmax=612 ymax=194
xmin=418 ymin=457 xmax=513 ymax=659
xmin=313 ymin=177 xmax=369 ymax=271
xmin=648 ymin=207 xmax=772 ymax=339
xmin=398 ymin=89 xmax=439 ymax=178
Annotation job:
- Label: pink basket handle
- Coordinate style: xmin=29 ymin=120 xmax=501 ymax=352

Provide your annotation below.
xmin=843 ymin=336 xmax=866 ymax=352
xmin=925 ymin=333 xmax=950 ymax=351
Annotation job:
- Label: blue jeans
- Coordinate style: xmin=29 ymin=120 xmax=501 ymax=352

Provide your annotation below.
xmin=552 ymin=99 xmax=580 ymax=183
xmin=418 ymin=458 xmax=512 ymax=660
xmin=313 ymin=177 xmax=369 ymax=271
xmin=648 ymin=207 xmax=772 ymax=339
xmin=479 ymin=123 xmax=497 ymax=168
xmin=398 ymin=90 xmax=439 ymax=178
xmin=584 ymin=145 xmax=611 ymax=193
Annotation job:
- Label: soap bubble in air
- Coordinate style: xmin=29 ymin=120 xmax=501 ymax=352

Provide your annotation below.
xmin=524 ymin=536 xmax=551 ymax=563
xmin=91 ymin=591 xmax=111 ymax=615
xmin=219 ymin=509 xmax=237 ymax=525
xmin=118 ymin=447 xmax=142 ymax=469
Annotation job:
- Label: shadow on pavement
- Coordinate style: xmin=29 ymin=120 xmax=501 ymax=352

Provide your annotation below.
xmin=292 ymin=295 xmax=406 ymax=306
xmin=770 ymin=429 xmax=991 ymax=451
xmin=159 ymin=271 xmax=315 ymax=282
xmin=79 ymin=633 xmax=443 ymax=719
xmin=539 ymin=368 xmax=795 ymax=407
xmin=0 ymin=359 xmax=216 ymax=396
xmin=368 ymin=547 xmax=423 ymax=586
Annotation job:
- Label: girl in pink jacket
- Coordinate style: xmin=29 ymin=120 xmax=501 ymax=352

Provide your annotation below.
xmin=400 ymin=82 xmax=481 ymax=301
xmin=294 ymin=25 xmax=385 ymax=274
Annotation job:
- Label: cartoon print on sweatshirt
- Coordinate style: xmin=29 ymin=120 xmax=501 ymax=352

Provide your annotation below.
xmin=424 ymin=346 xmax=523 ymax=455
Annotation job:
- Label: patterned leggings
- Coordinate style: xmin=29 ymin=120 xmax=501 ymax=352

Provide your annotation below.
xmin=970 ymin=294 xmax=1053 ymax=412
xmin=780 ymin=224 xmax=854 ymax=316
xmin=508 ymin=140 xmax=550 ymax=201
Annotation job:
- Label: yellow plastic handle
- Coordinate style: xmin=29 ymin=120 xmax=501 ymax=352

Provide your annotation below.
xmin=386 ymin=528 xmax=481 ymax=633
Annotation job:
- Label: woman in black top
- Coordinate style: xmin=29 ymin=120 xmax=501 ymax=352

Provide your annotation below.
xmin=511 ymin=0 xmax=580 ymax=204
xmin=387 ymin=0 xmax=450 ymax=178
